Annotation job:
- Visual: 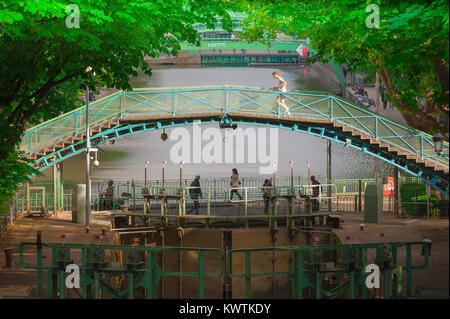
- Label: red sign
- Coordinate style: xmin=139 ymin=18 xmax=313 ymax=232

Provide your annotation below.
xmin=383 ymin=176 xmax=394 ymax=196
xmin=296 ymin=44 xmax=309 ymax=57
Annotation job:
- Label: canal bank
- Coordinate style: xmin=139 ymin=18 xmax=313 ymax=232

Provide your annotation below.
xmin=0 ymin=210 xmax=446 ymax=298
xmin=0 ymin=211 xmax=118 ymax=298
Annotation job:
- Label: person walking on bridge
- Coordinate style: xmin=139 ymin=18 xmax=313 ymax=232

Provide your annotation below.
xmin=229 ymin=168 xmax=243 ymax=201
xmin=189 ymin=175 xmax=202 ymax=214
xmin=272 ymin=71 xmax=291 ymax=115
xmin=102 ymin=180 xmax=115 ymax=210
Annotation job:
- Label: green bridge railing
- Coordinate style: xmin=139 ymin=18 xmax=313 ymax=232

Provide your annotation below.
xmin=19 ymin=86 xmax=448 ymax=196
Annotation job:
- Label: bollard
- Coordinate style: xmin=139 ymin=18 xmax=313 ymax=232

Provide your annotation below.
xmin=36 ymin=230 xmax=43 ymax=296
xmin=422 ymin=239 xmax=432 ymax=256
xmin=4 ymin=248 xmax=13 ymax=267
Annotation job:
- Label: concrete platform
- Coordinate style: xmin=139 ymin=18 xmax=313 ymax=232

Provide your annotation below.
xmin=333 ymin=213 xmax=449 ymax=297
xmin=0 ymin=211 xmax=119 ymax=298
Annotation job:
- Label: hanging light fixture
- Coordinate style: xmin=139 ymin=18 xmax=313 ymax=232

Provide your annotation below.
xmin=161 ymin=128 xmax=168 ymax=141
xmin=432 ymin=132 xmax=444 ymax=156
xmin=345 ymin=138 xmax=351 ymax=148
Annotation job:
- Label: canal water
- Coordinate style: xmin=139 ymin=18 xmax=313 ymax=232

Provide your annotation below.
xmin=38 ymin=65 xmax=393 ymax=183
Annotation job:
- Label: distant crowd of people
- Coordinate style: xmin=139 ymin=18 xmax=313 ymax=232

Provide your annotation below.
xmin=351 ymin=84 xmax=376 ymax=108
xmin=351 ymin=83 xmax=393 ymax=110
xmin=188 ymin=170 xmax=322 ymax=215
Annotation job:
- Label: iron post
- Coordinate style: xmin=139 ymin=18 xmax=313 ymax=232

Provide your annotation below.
xmin=85 ymin=83 xmax=91 ymax=227
xmin=327 ymin=140 xmax=332 ymax=212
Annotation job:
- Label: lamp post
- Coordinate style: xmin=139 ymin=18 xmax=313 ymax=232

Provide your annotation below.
xmin=272 ymin=162 xmax=277 ymax=187
xmin=306 ymin=161 xmax=311 ymax=184
xmin=85 ymin=81 xmax=91 ymax=228
xmin=289 ymin=160 xmax=294 ymax=189
xmin=144 ymin=161 xmax=150 ymax=186
xmin=433 ymin=132 xmax=444 ymax=156
xmin=85 ymin=67 xmax=95 ymax=228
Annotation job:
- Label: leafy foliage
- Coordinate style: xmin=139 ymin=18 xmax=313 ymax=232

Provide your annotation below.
xmin=239 ymin=0 xmax=449 ymax=133
xmin=0 ymin=151 xmax=39 ymax=215
xmin=0 ymin=0 xmax=234 ymax=214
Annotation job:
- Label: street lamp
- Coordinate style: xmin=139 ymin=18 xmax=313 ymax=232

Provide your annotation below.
xmin=85 ymin=67 xmax=95 ymax=228
xmin=433 ymin=132 xmax=444 ymax=156
xmin=289 ymin=160 xmax=294 ymax=189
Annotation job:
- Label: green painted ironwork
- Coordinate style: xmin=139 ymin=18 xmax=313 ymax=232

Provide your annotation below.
xmin=181 ymin=39 xmax=305 ymax=52
xmin=228 ymin=241 xmax=431 ymax=299
xmin=19 ymin=241 xmax=222 ymax=299
xmin=18 ymin=239 xmax=431 ymax=299
xmin=124 ymin=184 xmax=336 ymax=227
xmin=19 ymin=86 xmax=449 ymax=195
xmin=13 ymin=175 xmax=426 ymax=215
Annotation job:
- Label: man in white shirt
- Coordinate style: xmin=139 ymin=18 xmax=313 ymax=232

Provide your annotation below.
xmin=272 ymin=71 xmax=291 ymax=115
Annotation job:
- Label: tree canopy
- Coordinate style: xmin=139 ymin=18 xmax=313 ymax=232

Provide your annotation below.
xmin=0 ymin=0 xmax=234 ymax=213
xmin=239 ymin=0 xmax=449 ymax=133
xmin=0 ymin=0 xmax=448 ymax=214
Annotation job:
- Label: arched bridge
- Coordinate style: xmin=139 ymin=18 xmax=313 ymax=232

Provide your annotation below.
xmin=20 ymin=86 xmax=449 ymax=196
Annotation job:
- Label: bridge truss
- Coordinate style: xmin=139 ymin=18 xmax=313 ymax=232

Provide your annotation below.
xmin=20 ymin=86 xmax=449 ymax=196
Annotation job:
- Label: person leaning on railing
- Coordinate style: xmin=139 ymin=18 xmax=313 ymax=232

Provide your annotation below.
xmin=188 ymin=175 xmax=202 ymax=214
xmin=261 ymin=179 xmax=272 ymax=214
xmin=102 ymin=180 xmax=115 ymax=210
xmin=230 ymin=168 xmax=243 ymax=201
xmin=310 ymin=176 xmax=321 ymax=211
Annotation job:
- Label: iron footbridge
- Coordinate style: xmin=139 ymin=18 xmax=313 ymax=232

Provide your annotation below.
xmin=20 ymin=85 xmax=449 ymax=196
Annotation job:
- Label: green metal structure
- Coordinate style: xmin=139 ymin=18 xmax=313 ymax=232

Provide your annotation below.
xmin=126 ymin=184 xmax=335 ymax=228
xmin=20 ymin=86 xmax=449 ymax=196
xmin=18 ymin=239 xmax=431 ymax=299
xmin=14 ymin=175 xmax=423 ymax=214
xmin=180 ymin=39 xmax=305 ymax=52
xmin=229 ymin=241 xmax=431 ymax=299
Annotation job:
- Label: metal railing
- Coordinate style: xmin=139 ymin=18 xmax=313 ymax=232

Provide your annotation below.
xmin=121 ymin=183 xmax=335 ymax=215
xmin=14 ymin=176 xmax=431 ymax=216
xmin=18 ymin=239 xmax=432 ymax=299
xmin=228 ymin=241 xmax=431 ymax=299
xmin=19 ymin=241 xmax=223 ymax=299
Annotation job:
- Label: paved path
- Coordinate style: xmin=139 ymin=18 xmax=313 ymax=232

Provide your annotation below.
xmin=0 ymin=211 xmax=118 ymax=298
